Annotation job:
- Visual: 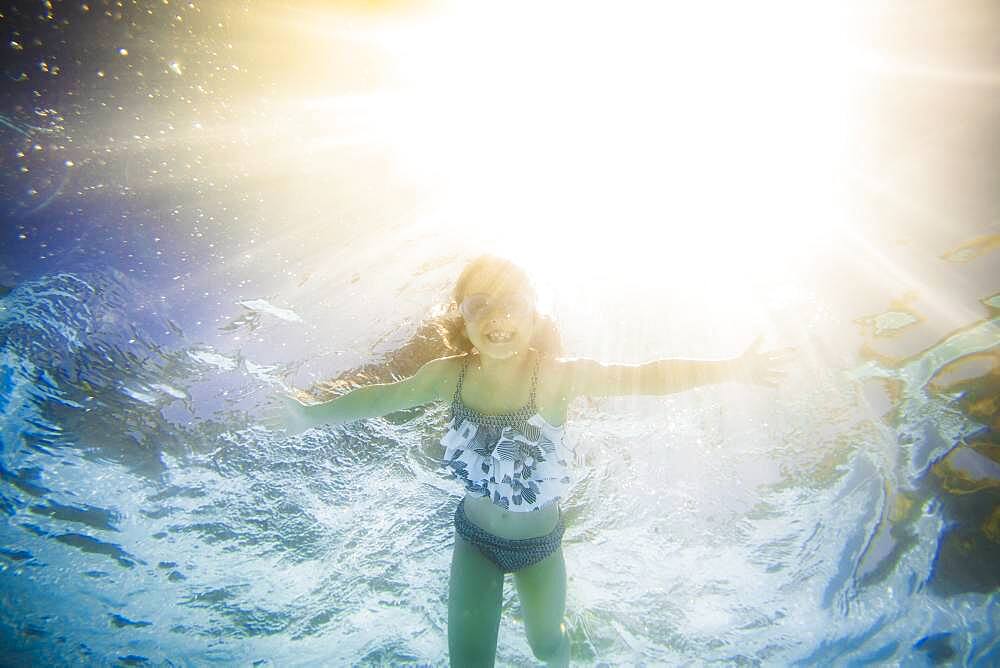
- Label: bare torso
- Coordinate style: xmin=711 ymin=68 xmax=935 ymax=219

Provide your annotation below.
xmin=462 ymin=493 xmax=562 ymax=539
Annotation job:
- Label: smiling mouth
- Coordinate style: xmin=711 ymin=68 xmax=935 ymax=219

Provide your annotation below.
xmin=486 ymin=330 xmax=515 ymax=344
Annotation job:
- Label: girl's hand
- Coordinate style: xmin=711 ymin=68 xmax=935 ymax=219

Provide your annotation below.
xmin=261 ymin=392 xmax=315 ymax=434
xmin=734 ymin=336 xmax=796 ymax=388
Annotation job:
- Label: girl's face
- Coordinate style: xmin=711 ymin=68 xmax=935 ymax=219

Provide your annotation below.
xmin=459 ymin=273 xmax=536 ymax=360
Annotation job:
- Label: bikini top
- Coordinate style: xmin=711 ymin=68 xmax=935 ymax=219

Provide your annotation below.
xmin=440 ymin=352 xmax=573 ymax=512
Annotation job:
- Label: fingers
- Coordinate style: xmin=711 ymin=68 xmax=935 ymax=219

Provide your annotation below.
xmin=259 ymin=404 xmax=289 ymax=429
xmin=279 ymin=392 xmax=308 ymax=409
xmin=258 ymin=395 xmax=306 ymax=433
xmin=753 ymin=363 xmax=788 ymax=388
xmin=757 ymin=349 xmax=796 ymax=373
xmin=737 ymin=339 xmax=796 ymax=388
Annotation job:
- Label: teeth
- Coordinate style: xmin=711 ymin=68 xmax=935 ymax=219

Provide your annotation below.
xmin=487 ymin=331 xmax=513 ymax=343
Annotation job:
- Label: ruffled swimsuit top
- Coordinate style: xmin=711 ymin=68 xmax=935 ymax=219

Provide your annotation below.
xmin=440 ymin=353 xmax=573 ymax=512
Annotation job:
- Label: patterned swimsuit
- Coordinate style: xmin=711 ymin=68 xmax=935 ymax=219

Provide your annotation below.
xmin=440 ymin=352 xmax=573 ymax=512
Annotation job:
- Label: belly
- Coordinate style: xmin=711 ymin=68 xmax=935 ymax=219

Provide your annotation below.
xmin=462 ymin=492 xmax=561 ymax=539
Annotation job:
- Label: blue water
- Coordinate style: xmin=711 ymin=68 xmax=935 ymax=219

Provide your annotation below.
xmin=2 ymin=2 xmax=1000 ymax=666
xmin=1 ymin=250 xmax=998 ymax=666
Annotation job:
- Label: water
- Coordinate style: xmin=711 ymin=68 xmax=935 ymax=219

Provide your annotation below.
xmin=2 ymin=265 xmax=997 ymax=666
xmin=2 ymin=1 xmax=999 ymax=666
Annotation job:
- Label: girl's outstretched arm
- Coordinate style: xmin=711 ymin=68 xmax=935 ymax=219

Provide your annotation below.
xmin=560 ymin=336 xmax=794 ymax=399
xmin=275 ymin=355 xmax=459 ymax=433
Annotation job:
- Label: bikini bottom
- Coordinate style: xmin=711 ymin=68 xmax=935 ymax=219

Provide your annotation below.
xmin=453 ymin=497 xmax=565 ymax=574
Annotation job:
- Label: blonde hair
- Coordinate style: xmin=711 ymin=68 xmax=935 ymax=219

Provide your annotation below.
xmin=438 ymin=255 xmax=561 ymax=355
xmin=309 ymin=255 xmax=561 ymax=400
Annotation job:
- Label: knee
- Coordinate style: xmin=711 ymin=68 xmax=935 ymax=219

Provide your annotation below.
xmin=527 ymin=624 xmax=567 ymax=662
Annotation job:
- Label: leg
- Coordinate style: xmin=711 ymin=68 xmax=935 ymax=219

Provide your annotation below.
xmin=449 ymin=532 xmax=505 ymax=668
xmin=513 ymin=546 xmax=570 ymax=666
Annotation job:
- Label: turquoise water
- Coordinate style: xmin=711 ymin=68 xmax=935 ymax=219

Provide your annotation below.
xmin=1 ymin=248 xmax=997 ymax=665
xmin=2 ymin=1 xmax=999 ymax=665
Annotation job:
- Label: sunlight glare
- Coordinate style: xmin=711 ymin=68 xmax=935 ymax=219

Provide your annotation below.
xmin=212 ymin=1 xmax=862 ymax=315
xmin=361 ymin=2 xmax=858 ymax=293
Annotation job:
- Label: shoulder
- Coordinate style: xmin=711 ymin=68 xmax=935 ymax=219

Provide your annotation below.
xmin=532 ymin=353 xmax=595 ymax=423
xmin=426 ymin=352 xmax=469 ymax=370
xmin=412 ymin=354 xmax=468 ymax=400
xmin=539 ymin=355 xmax=610 ymax=399
xmin=414 ymin=354 xmax=467 ymax=379
xmin=535 ymin=353 xmax=591 ymax=395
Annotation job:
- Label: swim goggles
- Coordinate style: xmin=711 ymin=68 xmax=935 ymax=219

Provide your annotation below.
xmin=459 ymin=293 xmax=535 ymax=322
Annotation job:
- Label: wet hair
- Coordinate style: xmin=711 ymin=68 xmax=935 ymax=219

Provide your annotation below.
xmin=307 ymin=255 xmax=561 ymax=400
xmin=437 ymin=255 xmax=560 ymax=355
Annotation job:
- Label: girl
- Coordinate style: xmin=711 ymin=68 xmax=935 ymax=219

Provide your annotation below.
xmin=277 ymin=255 xmax=791 ymax=667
